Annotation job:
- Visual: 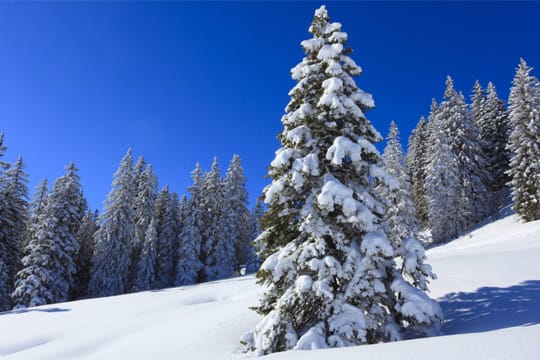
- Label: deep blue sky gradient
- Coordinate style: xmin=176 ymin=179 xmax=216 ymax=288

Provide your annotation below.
xmin=0 ymin=2 xmax=538 ymax=210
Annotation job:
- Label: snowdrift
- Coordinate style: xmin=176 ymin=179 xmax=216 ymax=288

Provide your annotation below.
xmin=1 ymin=214 xmax=539 ymax=359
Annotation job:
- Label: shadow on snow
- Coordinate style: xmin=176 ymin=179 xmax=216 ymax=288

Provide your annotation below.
xmin=439 ymin=280 xmax=540 ymax=335
xmin=1 ymin=307 xmax=70 ymax=316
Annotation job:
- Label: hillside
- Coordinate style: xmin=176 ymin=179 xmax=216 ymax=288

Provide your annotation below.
xmin=1 ymin=214 xmax=539 ymax=359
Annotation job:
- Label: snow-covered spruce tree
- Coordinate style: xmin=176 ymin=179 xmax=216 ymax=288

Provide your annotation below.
xmin=0 ymin=157 xmax=29 ymax=310
xmin=380 ymin=122 xmax=417 ymax=244
xmin=440 ymin=77 xmax=492 ymax=227
xmin=12 ymin=163 xmax=84 ymax=308
xmin=242 ymin=6 xmax=441 ymax=354
xmin=507 ymin=59 xmax=540 ymax=221
xmin=484 ymin=82 xmax=511 ymax=195
xmin=154 ymin=186 xmax=181 ymax=289
xmin=425 ymin=101 xmax=463 ymax=243
xmin=129 ymin=162 xmax=158 ymax=290
xmin=88 ymin=149 xmax=137 ymax=297
xmin=471 ymin=81 xmax=511 ymax=213
xmin=200 ymin=158 xmax=228 ymax=281
xmin=134 ymin=218 xmax=158 ymax=291
xmin=175 ymin=164 xmax=203 ymax=286
xmin=223 ymin=154 xmax=250 ymax=273
xmin=25 ymin=178 xmax=49 ymax=249
xmin=405 ymin=117 xmax=429 ymax=229
xmin=72 ymin=210 xmax=98 ymax=299
xmin=245 ymin=198 xmax=264 ymax=274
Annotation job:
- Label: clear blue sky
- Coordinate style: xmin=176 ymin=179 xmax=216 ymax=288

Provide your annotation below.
xmin=0 ymin=2 xmax=538 ymax=211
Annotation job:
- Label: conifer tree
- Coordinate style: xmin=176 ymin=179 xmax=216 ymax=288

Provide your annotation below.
xmin=134 ymin=218 xmax=158 ymax=291
xmin=425 ymin=103 xmax=462 ymax=243
xmin=88 ymin=149 xmax=136 ymax=297
xmin=381 ymin=122 xmax=417 ymax=244
xmin=129 ymin=162 xmax=158 ymax=290
xmin=200 ymin=158 xmax=226 ymax=281
xmin=406 ymin=117 xmax=429 ymax=229
xmin=155 ymin=186 xmax=181 ymax=289
xmin=484 ymin=82 xmax=511 ymax=195
xmin=223 ymin=154 xmax=250 ymax=273
xmin=245 ymin=198 xmax=264 ymax=274
xmin=0 ymin=157 xmax=29 ymax=309
xmin=72 ymin=210 xmax=98 ymax=299
xmin=12 ymin=163 xmax=84 ymax=308
xmin=175 ymin=164 xmax=203 ymax=286
xmin=25 ymin=179 xmax=49 ymax=248
xmin=242 ymin=7 xmax=441 ymax=354
xmin=438 ymin=77 xmax=491 ymax=227
xmin=507 ymin=59 xmax=540 ymax=221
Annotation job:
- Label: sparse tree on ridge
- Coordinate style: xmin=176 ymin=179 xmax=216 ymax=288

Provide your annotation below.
xmin=245 ymin=198 xmax=264 ymax=274
xmin=88 ymin=149 xmax=137 ymax=297
xmin=242 ymin=6 xmax=441 ymax=355
xmin=507 ymin=59 xmax=540 ymax=221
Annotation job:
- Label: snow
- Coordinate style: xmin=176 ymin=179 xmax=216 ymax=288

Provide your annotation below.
xmin=1 ymin=214 xmax=540 ymax=359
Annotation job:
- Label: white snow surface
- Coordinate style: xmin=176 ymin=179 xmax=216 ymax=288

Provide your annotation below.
xmin=1 ymin=214 xmax=540 ymax=359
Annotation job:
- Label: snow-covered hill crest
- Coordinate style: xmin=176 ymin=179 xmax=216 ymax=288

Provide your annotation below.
xmin=1 ymin=214 xmax=539 ymax=360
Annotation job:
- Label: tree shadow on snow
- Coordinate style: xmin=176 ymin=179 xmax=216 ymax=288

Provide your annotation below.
xmin=439 ymin=280 xmax=540 ymax=335
xmin=1 ymin=307 xmax=70 ymax=316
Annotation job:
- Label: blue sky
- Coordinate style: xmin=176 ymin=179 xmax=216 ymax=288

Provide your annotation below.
xmin=0 ymin=2 xmax=538 ymax=210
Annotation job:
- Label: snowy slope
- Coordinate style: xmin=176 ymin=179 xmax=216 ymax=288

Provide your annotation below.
xmin=1 ymin=214 xmax=539 ymax=360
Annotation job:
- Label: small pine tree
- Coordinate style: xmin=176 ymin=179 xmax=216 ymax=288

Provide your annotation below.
xmin=507 ymin=59 xmax=540 ymax=221
xmin=406 ymin=117 xmax=429 ymax=229
xmin=88 ymin=149 xmax=137 ymax=297
xmin=175 ymin=165 xmax=203 ymax=286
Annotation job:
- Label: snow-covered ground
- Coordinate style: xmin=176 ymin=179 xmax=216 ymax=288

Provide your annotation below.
xmin=1 ymin=214 xmax=539 ymax=359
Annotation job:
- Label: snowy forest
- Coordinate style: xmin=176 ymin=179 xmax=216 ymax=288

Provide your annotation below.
xmin=0 ymin=4 xmax=539 ymax=356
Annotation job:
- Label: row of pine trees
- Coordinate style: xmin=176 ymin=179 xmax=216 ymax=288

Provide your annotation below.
xmin=0 ymin=146 xmax=262 ymax=311
xmin=404 ymin=59 xmax=540 ymax=244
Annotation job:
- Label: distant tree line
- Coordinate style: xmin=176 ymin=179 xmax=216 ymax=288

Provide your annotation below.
xmin=0 ymin=147 xmax=262 ymax=311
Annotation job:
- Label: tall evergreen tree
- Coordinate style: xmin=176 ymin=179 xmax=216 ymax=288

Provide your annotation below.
xmin=129 ymin=162 xmax=158 ymax=290
xmin=242 ymin=7 xmax=441 ymax=354
xmin=381 ymin=122 xmax=417 ymax=244
xmin=406 ymin=117 xmax=429 ymax=229
xmin=88 ymin=149 xmax=137 ymax=297
xmin=72 ymin=210 xmax=98 ymax=299
xmin=155 ymin=186 xmax=181 ymax=289
xmin=439 ymin=76 xmax=491 ymax=227
xmin=223 ymin=154 xmax=249 ymax=274
xmin=175 ymin=164 xmax=203 ymax=286
xmin=425 ymin=103 xmax=463 ymax=243
xmin=200 ymin=158 xmax=227 ymax=281
xmin=12 ymin=163 xmax=84 ymax=308
xmin=245 ymin=198 xmax=264 ymax=274
xmin=0 ymin=157 xmax=29 ymax=309
xmin=25 ymin=178 xmax=49 ymax=248
xmin=507 ymin=59 xmax=540 ymax=221
xmin=134 ymin=218 xmax=158 ymax=291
